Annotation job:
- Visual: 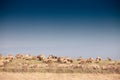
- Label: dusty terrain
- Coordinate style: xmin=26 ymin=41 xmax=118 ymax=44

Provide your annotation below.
xmin=0 ymin=54 xmax=120 ymax=73
xmin=0 ymin=72 xmax=120 ymax=80
xmin=0 ymin=54 xmax=120 ymax=80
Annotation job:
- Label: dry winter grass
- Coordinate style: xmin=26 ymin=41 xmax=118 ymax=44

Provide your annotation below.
xmin=0 ymin=54 xmax=120 ymax=80
xmin=0 ymin=72 xmax=120 ymax=80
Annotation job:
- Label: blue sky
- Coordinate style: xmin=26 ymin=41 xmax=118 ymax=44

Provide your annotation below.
xmin=0 ymin=0 xmax=120 ymax=59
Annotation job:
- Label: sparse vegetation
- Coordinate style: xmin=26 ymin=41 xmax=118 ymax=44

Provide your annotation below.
xmin=0 ymin=72 xmax=120 ymax=80
xmin=0 ymin=54 xmax=120 ymax=73
xmin=0 ymin=54 xmax=120 ymax=80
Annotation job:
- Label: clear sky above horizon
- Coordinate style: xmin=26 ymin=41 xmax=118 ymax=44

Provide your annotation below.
xmin=0 ymin=0 xmax=120 ymax=59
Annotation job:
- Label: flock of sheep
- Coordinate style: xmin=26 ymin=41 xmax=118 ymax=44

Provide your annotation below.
xmin=0 ymin=54 xmax=120 ymax=73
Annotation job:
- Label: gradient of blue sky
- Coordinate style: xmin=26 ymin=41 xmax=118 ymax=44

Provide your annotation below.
xmin=0 ymin=0 xmax=120 ymax=59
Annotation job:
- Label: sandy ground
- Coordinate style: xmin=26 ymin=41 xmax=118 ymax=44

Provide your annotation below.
xmin=0 ymin=72 xmax=120 ymax=80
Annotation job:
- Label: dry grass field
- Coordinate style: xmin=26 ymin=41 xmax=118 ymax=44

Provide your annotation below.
xmin=0 ymin=54 xmax=120 ymax=80
xmin=0 ymin=72 xmax=120 ymax=80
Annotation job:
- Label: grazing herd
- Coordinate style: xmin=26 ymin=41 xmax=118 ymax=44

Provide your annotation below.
xmin=0 ymin=53 xmax=120 ymax=73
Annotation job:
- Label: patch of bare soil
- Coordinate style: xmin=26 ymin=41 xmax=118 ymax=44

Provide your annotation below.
xmin=0 ymin=72 xmax=120 ymax=80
